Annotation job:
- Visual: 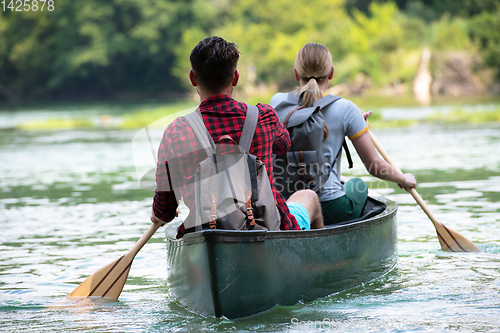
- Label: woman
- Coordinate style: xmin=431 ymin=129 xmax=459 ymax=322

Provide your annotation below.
xmin=270 ymin=43 xmax=416 ymax=225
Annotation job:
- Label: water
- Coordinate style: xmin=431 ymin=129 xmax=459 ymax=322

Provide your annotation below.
xmin=1 ymin=105 xmax=499 ymax=332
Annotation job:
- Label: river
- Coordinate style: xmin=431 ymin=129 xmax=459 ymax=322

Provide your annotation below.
xmin=0 ymin=102 xmax=499 ymax=332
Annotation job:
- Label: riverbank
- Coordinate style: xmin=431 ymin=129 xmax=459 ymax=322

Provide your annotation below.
xmin=6 ymin=100 xmax=500 ymax=130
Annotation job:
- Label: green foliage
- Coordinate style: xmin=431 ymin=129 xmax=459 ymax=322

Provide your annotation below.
xmin=0 ymin=0 xmax=191 ymax=101
xmin=171 ymin=28 xmax=210 ymax=90
xmin=210 ymin=0 xmax=350 ymax=90
xmin=350 ymin=2 xmax=402 ymax=54
xmin=429 ymin=14 xmax=473 ymax=51
xmin=0 ymin=0 xmax=499 ymax=102
xmin=367 ymin=107 xmax=500 ymax=129
xmin=119 ymin=101 xmax=198 ymax=129
xmin=17 ymin=118 xmax=94 ymax=130
xmin=425 ymin=108 xmax=500 ymax=124
xmin=338 ymin=2 xmax=421 ymax=87
xmin=468 ymin=7 xmax=500 ymax=70
xmin=403 ymin=0 xmax=500 ymax=20
xmin=400 ymin=16 xmax=428 ymax=49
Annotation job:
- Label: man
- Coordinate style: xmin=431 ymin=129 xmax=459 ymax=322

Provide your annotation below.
xmin=151 ymin=36 xmax=323 ymax=237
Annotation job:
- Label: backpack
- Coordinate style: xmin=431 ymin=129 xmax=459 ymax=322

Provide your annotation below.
xmin=183 ymin=105 xmax=280 ymax=231
xmin=273 ymin=91 xmax=352 ymax=199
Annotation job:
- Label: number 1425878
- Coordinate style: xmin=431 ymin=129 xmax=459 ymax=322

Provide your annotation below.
xmin=2 ymin=0 xmax=54 ymax=11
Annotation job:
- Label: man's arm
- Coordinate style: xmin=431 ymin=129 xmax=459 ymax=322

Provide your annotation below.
xmin=266 ymin=106 xmax=290 ymax=155
xmin=152 ymin=189 xmax=178 ymax=226
xmin=152 ymin=124 xmax=180 ymax=226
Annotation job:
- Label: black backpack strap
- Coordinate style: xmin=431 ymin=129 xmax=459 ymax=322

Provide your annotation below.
xmin=343 ymin=140 xmax=353 ymax=169
xmin=184 ymin=108 xmax=216 ymax=157
xmin=331 ymin=139 xmax=353 ymax=170
xmin=239 ymin=105 xmax=259 ymax=153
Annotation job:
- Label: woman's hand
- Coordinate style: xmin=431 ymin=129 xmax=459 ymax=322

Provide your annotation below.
xmin=398 ymin=173 xmax=417 ymax=190
xmin=361 ymin=110 xmax=372 ymax=121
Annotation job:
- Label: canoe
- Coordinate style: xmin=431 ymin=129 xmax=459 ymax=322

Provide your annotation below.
xmin=165 ymin=191 xmax=398 ymax=319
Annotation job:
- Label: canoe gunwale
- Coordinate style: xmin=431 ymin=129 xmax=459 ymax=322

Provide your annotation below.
xmin=166 ymin=193 xmax=396 ymax=246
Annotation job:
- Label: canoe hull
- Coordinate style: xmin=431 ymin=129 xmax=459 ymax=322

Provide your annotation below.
xmin=166 ymin=193 xmax=397 ymax=319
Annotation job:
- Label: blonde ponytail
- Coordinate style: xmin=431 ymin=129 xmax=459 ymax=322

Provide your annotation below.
xmin=295 ymin=43 xmax=333 ymax=139
xmin=299 ymin=78 xmax=322 ymax=107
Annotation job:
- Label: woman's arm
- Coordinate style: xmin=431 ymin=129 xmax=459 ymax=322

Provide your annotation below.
xmin=352 ymin=132 xmax=416 ymax=189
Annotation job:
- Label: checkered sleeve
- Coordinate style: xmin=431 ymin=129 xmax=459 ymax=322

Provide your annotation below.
xmin=152 ymin=124 xmax=179 ymax=223
xmin=257 ymin=104 xmax=291 ymax=155
xmin=256 ymin=103 xmax=300 ymax=231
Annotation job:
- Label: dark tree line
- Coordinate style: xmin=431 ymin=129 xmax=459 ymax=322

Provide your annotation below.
xmin=0 ymin=0 xmax=498 ymax=103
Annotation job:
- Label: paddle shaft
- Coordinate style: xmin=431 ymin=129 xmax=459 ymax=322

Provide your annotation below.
xmin=367 ymin=128 xmax=481 ymax=252
xmin=129 ymin=222 xmax=162 ymax=258
xmin=366 ymin=130 xmax=441 ymax=224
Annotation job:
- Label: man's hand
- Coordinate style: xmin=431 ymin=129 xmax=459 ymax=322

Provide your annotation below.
xmin=150 ymin=210 xmax=179 ymax=226
xmin=150 ymin=213 xmax=166 ymax=226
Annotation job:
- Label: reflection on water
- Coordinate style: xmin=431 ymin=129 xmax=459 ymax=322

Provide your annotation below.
xmin=0 ymin=107 xmax=499 ymax=331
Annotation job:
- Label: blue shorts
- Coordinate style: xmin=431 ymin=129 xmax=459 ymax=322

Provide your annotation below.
xmin=287 ymin=202 xmax=311 ymax=230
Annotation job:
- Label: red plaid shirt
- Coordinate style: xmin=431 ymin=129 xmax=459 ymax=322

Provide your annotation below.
xmin=153 ymin=95 xmax=300 ymax=237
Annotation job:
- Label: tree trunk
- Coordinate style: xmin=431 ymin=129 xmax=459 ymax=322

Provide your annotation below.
xmin=413 ymin=48 xmax=432 ymax=106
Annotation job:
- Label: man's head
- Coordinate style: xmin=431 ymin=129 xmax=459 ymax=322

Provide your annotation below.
xmin=189 ymin=36 xmax=240 ymax=94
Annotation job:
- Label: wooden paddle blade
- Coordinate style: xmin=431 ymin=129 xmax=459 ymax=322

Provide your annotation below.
xmin=67 ymin=252 xmax=134 ymax=299
xmin=49 ymin=296 xmax=116 ymax=309
xmin=432 ymin=221 xmax=482 ymax=253
xmin=65 ymin=223 xmax=161 ymax=301
xmin=408 ymin=189 xmax=481 ymax=253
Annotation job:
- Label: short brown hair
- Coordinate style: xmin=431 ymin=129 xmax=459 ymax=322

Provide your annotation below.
xmin=190 ymin=36 xmax=240 ymax=92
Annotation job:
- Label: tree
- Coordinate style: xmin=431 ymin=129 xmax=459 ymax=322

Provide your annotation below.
xmin=172 ymin=0 xmax=350 ymax=92
xmin=469 ymin=7 xmax=500 ymax=75
xmin=0 ymin=0 xmax=192 ymax=101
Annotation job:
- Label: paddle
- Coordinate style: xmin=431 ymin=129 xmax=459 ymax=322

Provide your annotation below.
xmin=66 ymin=222 xmax=161 ymax=300
xmin=367 ymin=127 xmax=481 ymax=253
